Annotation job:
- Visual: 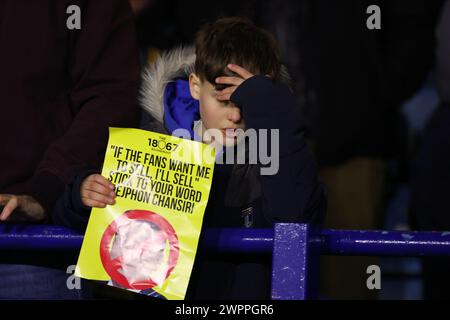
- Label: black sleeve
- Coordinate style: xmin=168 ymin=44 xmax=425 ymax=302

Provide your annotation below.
xmin=51 ymin=169 xmax=98 ymax=232
xmin=231 ymin=75 xmax=326 ymax=224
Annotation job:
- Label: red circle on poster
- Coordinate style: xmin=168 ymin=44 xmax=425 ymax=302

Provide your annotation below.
xmin=100 ymin=210 xmax=179 ymax=290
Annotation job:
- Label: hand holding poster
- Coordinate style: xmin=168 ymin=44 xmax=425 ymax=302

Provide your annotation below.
xmin=76 ymin=128 xmax=215 ymax=300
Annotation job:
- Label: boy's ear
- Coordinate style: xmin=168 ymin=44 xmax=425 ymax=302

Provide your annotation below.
xmin=189 ymin=73 xmax=201 ymax=100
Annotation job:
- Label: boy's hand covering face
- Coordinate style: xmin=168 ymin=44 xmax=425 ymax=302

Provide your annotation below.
xmin=215 ymin=64 xmax=254 ymax=101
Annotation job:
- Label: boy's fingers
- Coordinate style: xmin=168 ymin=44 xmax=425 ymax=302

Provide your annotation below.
xmin=227 ymin=64 xmax=254 ymax=79
xmin=83 ymin=181 xmax=115 ymax=198
xmin=81 ymin=198 xmax=107 ymax=208
xmin=216 ymin=86 xmax=237 ymax=101
xmin=217 ymin=86 xmax=236 ymax=96
xmin=81 ymin=190 xmax=115 ymax=205
xmin=216 ymin=93 xmax=232 ymax=101
xmin=92 ymin=174 xmax=115 ymax=190
xmin=215 ymin=76 xmax=243 ymax=86
xmin=0 ymin=197 xmax=18 ymax=221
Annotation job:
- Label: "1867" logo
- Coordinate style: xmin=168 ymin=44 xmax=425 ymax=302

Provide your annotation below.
xmin=148 ymin=138 xmax=178 ymax=152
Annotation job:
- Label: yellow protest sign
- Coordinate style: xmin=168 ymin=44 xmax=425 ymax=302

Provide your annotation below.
xmin=76 ymin=127 xmax=215 ymax=300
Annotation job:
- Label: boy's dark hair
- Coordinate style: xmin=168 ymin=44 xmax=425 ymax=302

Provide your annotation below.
xmin=194 ymin=17 xmax=281 ymax=89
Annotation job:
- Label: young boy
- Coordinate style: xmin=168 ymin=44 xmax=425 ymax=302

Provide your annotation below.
xmin=53 ymin=17 xmax=326 ymax=299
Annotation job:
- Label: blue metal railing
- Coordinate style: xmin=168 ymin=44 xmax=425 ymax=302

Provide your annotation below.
xmin=1 ymin=223 xmax=450 ymax=300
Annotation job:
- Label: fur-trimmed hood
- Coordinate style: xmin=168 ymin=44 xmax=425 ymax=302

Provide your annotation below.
xmin=140 ymin=46 xmax=196 ymax=127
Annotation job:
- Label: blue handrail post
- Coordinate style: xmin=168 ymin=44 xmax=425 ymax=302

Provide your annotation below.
xmin=271 ymin=223 xmax=321 ymax=300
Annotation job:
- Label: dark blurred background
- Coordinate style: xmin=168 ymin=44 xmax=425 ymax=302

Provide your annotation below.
xmin=130 ymin=0 xmax=450 ymax=300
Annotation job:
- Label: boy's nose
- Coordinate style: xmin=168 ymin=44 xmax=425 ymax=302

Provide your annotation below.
xmin=228 ymin=106 xmax=242 ymax=123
